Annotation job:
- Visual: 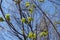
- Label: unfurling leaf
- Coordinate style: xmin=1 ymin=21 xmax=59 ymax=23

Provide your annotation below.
xmin=5 ymin=14 xmax=10 ymax=21
xmin=40 ymin=31 xmax=48 ymax=37
xmin=25 ymin=2 xmax=30 ymax=7
xmin=28 ymin=32 xmax=36 ymax=39
xmin=28 ymin=17 xmax=33 ymax=23
xmin=33 ymin=33 xmax=36 ymax=38
xmin=44 ymin=31 xmax=48 ymax=36
xmin=0 ymin=17 xmax=4 ymax=22
xmin=28 ymin=8 xmax=34 ymax=14
xmin=21 ymin=18 xmax=26 ymax=23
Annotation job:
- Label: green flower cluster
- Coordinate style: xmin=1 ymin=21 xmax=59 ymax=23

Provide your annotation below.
xmin=40 ymin=31 xmax=48 ymax=37
xmin=28 ymin=17 xmax=33 ymax=23
xmin=28 ymin=32 xmax=36 ymax=39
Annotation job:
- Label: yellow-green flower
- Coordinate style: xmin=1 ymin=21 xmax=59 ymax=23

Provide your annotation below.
xmin=28 ymin=32 xmax=33 ymax=38
xmin=44 ymin=31 xmax=48 ymax=36
xmin=28 ymin=17 xmax=33 ymax=23
xmin=40 ymin=31 xmax=48 ymax=37
xmin=0 ymin=17 xmax=4 ymax=22
xmin=5 ymin=14 xmax=10 ymax=21
xmin=33 ymin=33 xmax=36 ymax=38
xmin=26 ymin=2 xmax=30 ymax=7
xmin=28 ymin=32 xmax=36 ymax=38
xmin=28 ymin=8 xmax=34 ymax=14
xmin=21 ymin=18 xmax=26 ymax=23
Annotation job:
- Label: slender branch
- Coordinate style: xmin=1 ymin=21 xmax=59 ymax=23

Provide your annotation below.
xmin=12 ymin=0 xmax=27 ymax=40
xmin=0 ymin=0 xmax=23 ymax=40
xmin=32 ymin=0 xmax=60 ymax=37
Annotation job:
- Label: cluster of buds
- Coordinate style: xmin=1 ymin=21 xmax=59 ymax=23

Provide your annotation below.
xmin=40 ymin=29 xmax=48 ymax=37
xmin=28 ymin=32 xmax=36 ymax=39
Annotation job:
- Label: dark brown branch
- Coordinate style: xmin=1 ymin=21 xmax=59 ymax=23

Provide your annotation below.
xmin=13 ymin=0 xmax=27 ymax=40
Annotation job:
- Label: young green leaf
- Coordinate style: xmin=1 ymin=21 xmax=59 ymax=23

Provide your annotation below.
xmin=28 ymin=8 xmax=34 ymax=14
xmin=44 ymin=31 xmax=48 ymax=36
xmin=5 ymin=14 xmax=10 ymax=21
xmin=0 ymin=17 xmax=4 ymax=22
xmin=21 ymin=18 xmax=26 ymax=23
xmin=25 ymin=2 xmax=30 ymax=7
xmin=28 ymin=32 xmax=36 ymax=38
xmin=28 ymin=17 xmax=33 ymax=23
xmin=40 ymin=31 xmax=48 ymax=37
